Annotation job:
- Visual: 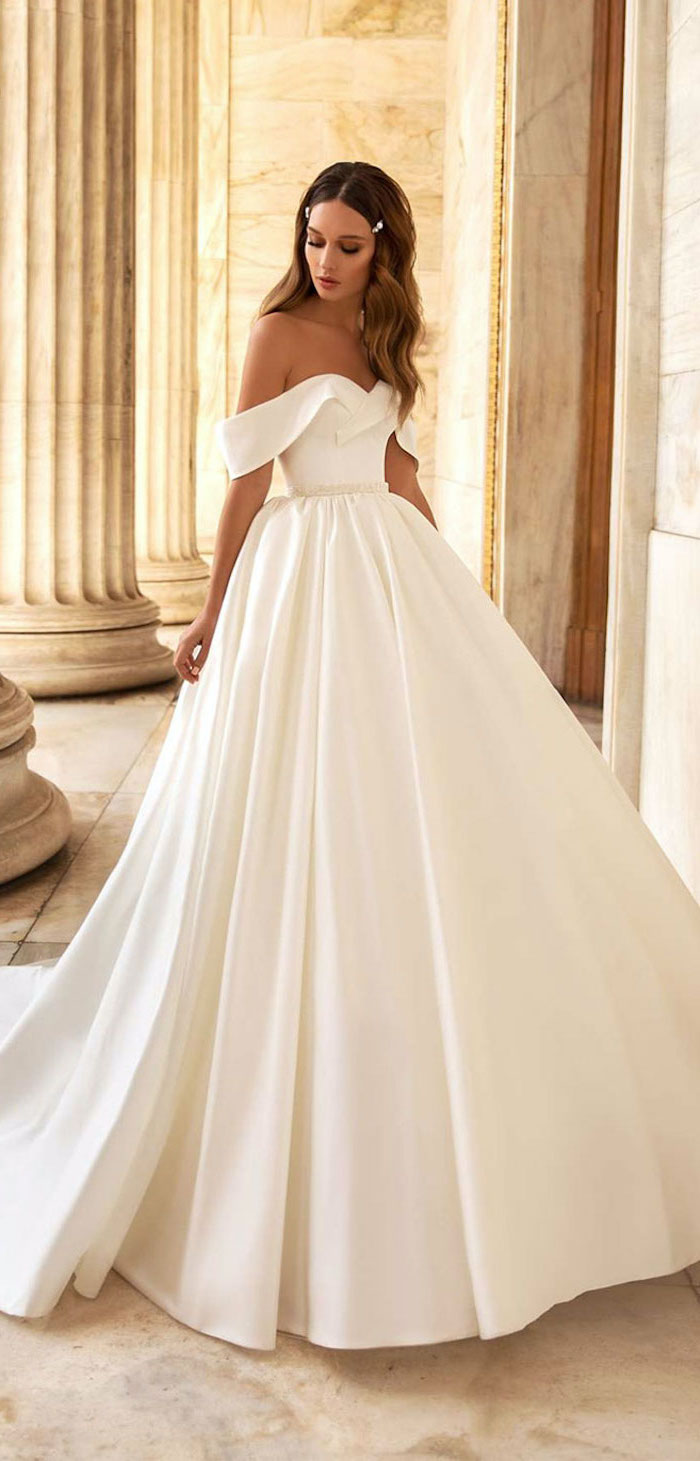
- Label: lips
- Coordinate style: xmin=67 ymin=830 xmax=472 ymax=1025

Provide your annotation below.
xmin=318 ymin=277 xmax=339 ymax=285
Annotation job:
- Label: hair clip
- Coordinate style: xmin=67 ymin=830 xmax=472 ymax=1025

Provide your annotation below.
xmin=304 ymin=203 xmax=383 ymax=234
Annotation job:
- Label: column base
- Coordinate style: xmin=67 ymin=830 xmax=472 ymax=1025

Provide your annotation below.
xmin=137 ymin=555 xmax=211 ymax=625
xmin=0 ymin=723 xmax=72 ymax=884
xmin=0 ymin=622 xmax=177 ymax=698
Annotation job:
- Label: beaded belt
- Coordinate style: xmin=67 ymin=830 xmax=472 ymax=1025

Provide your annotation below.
xmin=285 ymin=479 xmax=390 ymax=498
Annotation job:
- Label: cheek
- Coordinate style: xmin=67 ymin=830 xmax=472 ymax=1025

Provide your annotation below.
xmin=349 ymin=250 xmax=372 ymax=280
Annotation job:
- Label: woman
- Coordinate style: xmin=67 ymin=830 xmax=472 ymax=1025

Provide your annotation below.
xmin=1 ymin=160 xmax=700 ymax=1353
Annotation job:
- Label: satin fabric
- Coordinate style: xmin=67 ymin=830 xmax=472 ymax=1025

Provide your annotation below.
xmin=2 ymin=374 xmax=700 ymax=1352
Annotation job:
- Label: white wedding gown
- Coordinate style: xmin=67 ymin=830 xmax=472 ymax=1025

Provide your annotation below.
xmin=2 ymin=371 xmax=700 ymax=1352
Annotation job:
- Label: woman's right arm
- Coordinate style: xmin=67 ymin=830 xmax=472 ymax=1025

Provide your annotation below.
xmin=174 ymin=314 xmax=292 ymax=684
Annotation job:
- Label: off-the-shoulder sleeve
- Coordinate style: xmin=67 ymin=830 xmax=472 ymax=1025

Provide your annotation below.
xmin=395 ymin=413 xmax=419 ymax=471
xmin=214 ymin=377 xmax=341 ymax=481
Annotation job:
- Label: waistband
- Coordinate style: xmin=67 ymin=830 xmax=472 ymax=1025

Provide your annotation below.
xmin=284 ymin=479 xmax=390 ymax=498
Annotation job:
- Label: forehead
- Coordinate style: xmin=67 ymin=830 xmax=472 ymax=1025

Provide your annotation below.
xmin=306 ymin=201 xmax=371 ymax=239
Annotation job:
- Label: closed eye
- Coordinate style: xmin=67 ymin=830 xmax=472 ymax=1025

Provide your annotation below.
xmin=307 ymin=241 xmax=360 ymax=255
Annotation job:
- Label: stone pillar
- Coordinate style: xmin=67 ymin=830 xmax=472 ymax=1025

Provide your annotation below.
xmin=134 ymin=0 xmax=209 ymax=622
xmin=603 ymin=0 xmax=666 ymax=802
xmin=0 ymin=0 xmax=174 ymax=696
xmin=0 ymin=676 xmax=70 ymax=884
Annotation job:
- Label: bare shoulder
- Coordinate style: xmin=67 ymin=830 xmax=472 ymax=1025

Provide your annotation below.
xmin=248 ymin=310 xmax=297 ymax=348
xmin=235 ymin=312 xmax=296 ymax=412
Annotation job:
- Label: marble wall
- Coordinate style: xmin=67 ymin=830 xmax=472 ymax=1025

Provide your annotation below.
xmin=500 ymin=0 xmax=595 ymax=685
xmin=433 ymin=0 xmax=498 ymax=574
xmin=196 ymin=0 xmax=446 ymax=553
xmin=638 ymin=0 xmax=700 ymax=896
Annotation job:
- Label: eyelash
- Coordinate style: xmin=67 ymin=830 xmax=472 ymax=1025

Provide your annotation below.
xmin=307 ymin=240 xmax=360 ymax=255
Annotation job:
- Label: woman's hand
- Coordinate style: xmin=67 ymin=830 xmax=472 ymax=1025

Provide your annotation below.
xmin=174 ymin=609 xmax=218 ymax=684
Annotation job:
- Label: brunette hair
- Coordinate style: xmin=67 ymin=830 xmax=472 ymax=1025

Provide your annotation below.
xmin=255 ymin=161 xmax=426 ymax=425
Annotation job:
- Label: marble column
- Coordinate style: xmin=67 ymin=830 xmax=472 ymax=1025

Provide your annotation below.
xmin=135 ymin=0 xmax=209 ymax=622
xmin=0 ymin=0 xmax=174 ymax=696
xmin=638 ymin=0 xmax=700 ymax=899
xmin=0 ymin=675 xmax=70 ymax=884
xmin=603 ymin=0 xmax=666 ymax=803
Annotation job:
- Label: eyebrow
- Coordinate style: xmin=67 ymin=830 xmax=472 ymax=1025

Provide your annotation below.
xmin=306 ymin=226 xmax=368 ymax=240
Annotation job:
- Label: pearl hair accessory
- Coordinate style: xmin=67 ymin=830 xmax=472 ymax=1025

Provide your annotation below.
xmin=304 ymin=204 xmax=383 ymax=233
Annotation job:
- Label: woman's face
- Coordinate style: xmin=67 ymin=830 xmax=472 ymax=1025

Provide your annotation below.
xmin=304 ymin=199 xmax=376 ymax=303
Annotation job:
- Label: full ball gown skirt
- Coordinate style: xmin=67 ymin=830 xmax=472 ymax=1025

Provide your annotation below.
xmin=2 ymin=372 xmax=700 ymax=1352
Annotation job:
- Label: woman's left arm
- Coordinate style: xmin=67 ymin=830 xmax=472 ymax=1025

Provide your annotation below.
xmin=384 ymin=431 xmax=438 ymax=529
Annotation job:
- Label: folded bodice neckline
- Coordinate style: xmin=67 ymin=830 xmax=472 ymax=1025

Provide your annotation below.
xmin=281 ymin=372 xmax=388 ymax=399
xmin=214 ymin=371 xmax=417 ymax=485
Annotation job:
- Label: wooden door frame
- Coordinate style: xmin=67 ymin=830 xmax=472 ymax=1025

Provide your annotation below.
xmin=565 ymin=0 xmax=626 ymax=703
xmin=482 ymin=0 xmax=512 ymax=604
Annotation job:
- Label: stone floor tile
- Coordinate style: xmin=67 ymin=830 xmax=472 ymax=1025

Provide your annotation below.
xmin=10 ymin=942 xmax=69 ymax=966
xmin=28 ymin=793 xmax=144 ymax=943
xmin=28 ymin=691 xmax=177 ymax=794
xmin=0 ymin=792 xmax=110 ymax=941
xmin=2 ymin=1274 xmax=700 ymax=1461
xmin=120 ymin=704 xmax=177 ymax=793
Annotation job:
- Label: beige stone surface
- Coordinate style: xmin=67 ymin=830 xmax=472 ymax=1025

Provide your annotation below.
xmin=120 ymin=706 xmax=176 ymax=793
xmin=9 ymin=942 xmax=68 ymax=967
xmin=668 ymin=0 xmax=698 ymax=33
xmin=502 ymin=172 xmax=589 ymax=676
xmin=135 ymin=0 xmax=210 ymax=624
xmin=500 ymin=0 xmax=594 ymax=686
xmin=663 ymin=6 xmax=700 ymax=218
xmin=196 ymin=1 xmax=445 ymax=551
xmin=25 ymin=792 xmax=147 ymax=945
xmin=434 ymin=0 xmax=597 ymax=677
xmin=659 ymin=201 xmax=700 ymax=375
xmin=0 ymin=676 xmax=71 ymax=885
xmin=27 ymin=688 xmax=176 ymax=795
xmin=604 ymin=0 xmax=667 ymax=803
xmin=632 ymin=0 xmax=700 ymax=889
xmin=1 ymin=1267 xmax=700 ymax=1459
xmin=196 ymin=0 xmax=231 ymax=553
xmin=514 ymin=0 xmax=593 ymax=177
xmin=0 ymin=793 xmax=109 ymax=943
xmin=0 ymin=679 xmax=178 ymax=939
xmin=655 ymin=370 xmax=700 ymax=536
xmin=639 ymin=530 xmax=700 ymax=900
xmin=434 ymin=0 xmax=496 ymax=574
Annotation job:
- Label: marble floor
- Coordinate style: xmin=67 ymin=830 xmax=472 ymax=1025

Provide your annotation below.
xmin=2 ymin=656 xmax=700 ymax=1460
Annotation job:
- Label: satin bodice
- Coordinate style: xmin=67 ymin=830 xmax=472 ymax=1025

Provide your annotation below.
xmin=214 ymin=373 xmax=418 ymax=496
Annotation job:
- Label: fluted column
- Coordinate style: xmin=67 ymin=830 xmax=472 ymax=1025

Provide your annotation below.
xmin=0 ymin=0 xmax=174 ymax=696
xmin=0 ymin=675 xmax=71 ymax=884
xmin=134 ymin=0 xmax=209 ymax=623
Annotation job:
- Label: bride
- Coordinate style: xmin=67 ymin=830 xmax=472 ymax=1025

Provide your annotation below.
xmin=2 ymin=160 xmax=700 ymax=1354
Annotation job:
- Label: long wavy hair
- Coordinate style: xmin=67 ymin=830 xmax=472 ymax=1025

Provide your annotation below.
xmin=255 ymin=161 xmax=426 ymax=426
